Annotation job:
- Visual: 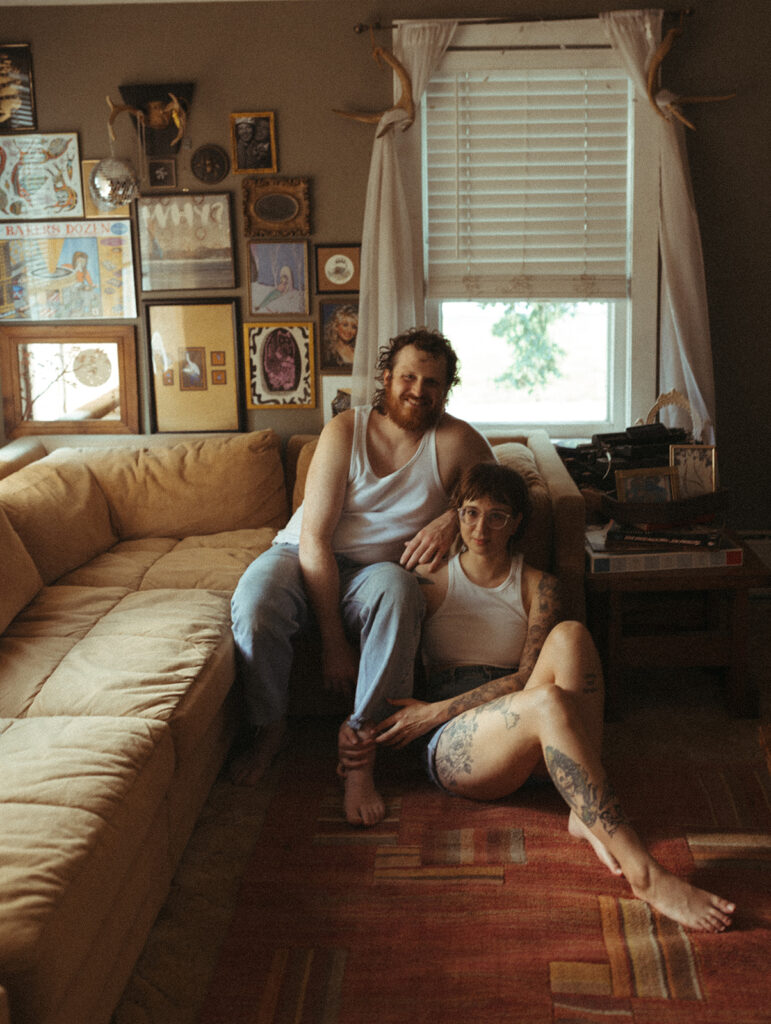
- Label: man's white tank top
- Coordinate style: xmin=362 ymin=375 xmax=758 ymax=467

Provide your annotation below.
xmin=273 ymin=405 xmax=448 ymax=564
xmin=422 ymin=552 xmax=528 ymax=669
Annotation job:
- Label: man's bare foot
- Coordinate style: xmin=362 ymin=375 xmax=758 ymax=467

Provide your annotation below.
xmin=229 ymin=720 xmax=286 ymax=786
xmin=628 ymin=860 xmax=735 ymax=932
xmin=342 ymin=764 xmax=386 ymax=827
xmin=568 ymin=810 xmax=623 ymax=876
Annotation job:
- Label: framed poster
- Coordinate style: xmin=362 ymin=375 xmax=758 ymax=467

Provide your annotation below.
xmin=146 ymin=299 xmax=242 ymax=432
xmin=242 ymin=177 xmax=310 ymax=237
xmin=0 ymin=322 xmax=139 ymax=438
xmin=0 ymin=219 xmax=136 ymax=320
xmin=319 ymin=298 xmax=358 ymax=372
xmin=321 ymin=374 xmax=352 ymax=423
xmin=315 ymin=244 xmax=360 ymax=294
xmin=0 ymin=43 xmax=37 ymax=132
xmin=136 ymin=192 xmax=236 ymax=292
xmin=243 ymin=321 xmax=315 ymax=410
xmin=230 ymin=112 xmax=277 ymax=174
xmin=246 ymin=240 xmax=308 ymax=315
xmin=0 ymin=133 xmax=83 ymax=219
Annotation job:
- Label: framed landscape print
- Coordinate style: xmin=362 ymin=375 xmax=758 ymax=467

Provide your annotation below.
xmin=0 ymin=220 xmax=136 ymax=320
xmin=0 ymin=133 xmax=83 ymax=218
xmin=243 ymin=321 xmax=315 ymax=410
xmin=315 ymin=244 xmax=361 ymax=293
xmin=319 ymin=298 xmax=358 ymax=372
xmin=146 ymin=299 xmax=242 ymax=432
xmin=247 ymin=240 xmax=308 ymax=316
xmin=230 ymin=112 xmax=277 ymax=174
xmin=136 ymin=192 xmax=236 ymax=292
xmin=0 ymin=43 xmax=37 ymax=132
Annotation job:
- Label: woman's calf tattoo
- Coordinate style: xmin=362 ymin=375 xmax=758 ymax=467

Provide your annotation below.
xmin=544 ymin=746 xmax=628 ymax=836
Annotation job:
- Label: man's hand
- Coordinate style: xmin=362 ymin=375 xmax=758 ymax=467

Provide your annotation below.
xmin=399 ymin=509 xmax=458 ymax=572
xmin=322 ymin=640 xmax=359 ymax=697
xmin=374 ymin=698 xmax=443 ymax=748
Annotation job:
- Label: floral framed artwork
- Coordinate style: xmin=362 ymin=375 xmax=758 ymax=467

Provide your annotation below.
xmin=669 ymin=444 xmax=717 ymax=498
xmin=246 ymin=240 xmax=309 ymax=316
xmin=0 ymin=322 xmax=139 ymax=438
xmin=0 ymin=133 xmax=83 ymax=218
xmin=242 ymin=177 xmax=310 ymax=237
xmin=319 ymin=298 xmax=358 ymax=372
xmin=0 ymin=43 xmax=37 ymax=132
xmin=243 ymin=321 xmax=315 ymax=410
xmin=615 ymin=465 xmax=679 ymax=503
xmin=315 ymin=244 xmax=361 ymax=293
xmin=136 ymin=192 xmax=236 ymax=292
xmin=230 ymin=112 xmax=277 ymax=174
xmin=146 ymin=299 xmax=243 ymax=432
xmin=0 ymin=219 xmax=136 ymax=320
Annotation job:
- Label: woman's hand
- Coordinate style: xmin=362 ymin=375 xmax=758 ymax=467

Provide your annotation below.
xmin=374 ymin=698 xmax=443 ymax=748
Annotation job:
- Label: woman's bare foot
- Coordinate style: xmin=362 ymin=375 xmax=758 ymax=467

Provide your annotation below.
xmin=628 ymin=860 xmax=735 ymax=932
xmin=569 ymin=810 xmax=623 ymax=876
xmin=229 ymin=720 xmax=286 ymax=786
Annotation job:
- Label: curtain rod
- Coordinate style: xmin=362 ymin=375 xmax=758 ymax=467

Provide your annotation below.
xmin=353 ymin=10 xmax=693 ymax=33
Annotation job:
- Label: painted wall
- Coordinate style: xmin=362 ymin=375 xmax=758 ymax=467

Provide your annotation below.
xmin=0 ymin=1 xmax=767 ymax=528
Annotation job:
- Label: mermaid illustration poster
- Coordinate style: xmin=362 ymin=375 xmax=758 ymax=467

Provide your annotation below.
xmin=0 ymin=220 xmax=136 ymax=320
xmin=0 ymin=133 xmax=84 ymax=219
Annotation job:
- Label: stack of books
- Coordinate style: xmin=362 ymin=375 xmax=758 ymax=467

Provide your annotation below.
xmin=585 ymin=521 xmax=744 ymax=574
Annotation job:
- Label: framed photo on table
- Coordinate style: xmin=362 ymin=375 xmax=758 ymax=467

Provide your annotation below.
xmin=146 ymin=299 xmax=242 ymax=432
xmin=669 ymin=444 xmax=717 ymax=498
xmin=615 ymin=465 xmax=679 ymax=503
xmin=246 ymin=240 xmax=309 ymax=316
xmin=0 ymin=133 xmax=83 ymax=218
xmin=243 ymin=321 xmax=315 ymax=410
xmin=315 ymin=244 xmax=360 ymax=293
xmin=0 ymin=43 xmax=37 ymax=132
xmin=136 ymin=192 xmax=236 ymax=291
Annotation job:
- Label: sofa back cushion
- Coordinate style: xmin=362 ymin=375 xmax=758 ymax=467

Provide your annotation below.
xmin=0 ymin=505 xmax=43 ymax=631
xmin=87 ymin=430 xmax=287 ymax=540
xmin=493 ymin=442 xmax=553 ymax=572
xmin=0 ymin=452 xmax=117 ymax=584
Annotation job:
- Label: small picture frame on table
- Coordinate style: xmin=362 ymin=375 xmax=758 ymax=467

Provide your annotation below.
xmin=230 ymin=112 xmax=277 ymax=174
xmin=246 ymin=240 xmax=309 ymax=316
xmin=319 ymin=298 xmax=358 ymax=372
xmin=0 ymin=43 xmax=37 ymax=132
xmin=615 ymin=465 xmax=679 ymax=504
xmin=146 ymin=299 xmax=243 ymax=432
xmin=669 ymin=444 xmax=717 ymax=498
xmin=315 ymin=244 xmax=361 ymax=293
xmin=243 ymin=321 xmax=315 ymax=410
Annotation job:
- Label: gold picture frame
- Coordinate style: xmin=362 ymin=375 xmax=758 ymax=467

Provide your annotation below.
xmin=243 ymin=321 xmax=315 ymax=410
xmin=614 ymin=465 xmax=679 ymax=503
xmin=669 ymin=443 xmax=717 ymax=498
xmin=230 ymin=111 xmax=277 ymax=174
xmin=242 ymin=177 xmax=310 ymax=237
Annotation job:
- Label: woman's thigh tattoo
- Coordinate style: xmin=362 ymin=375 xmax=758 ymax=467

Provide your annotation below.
xmin=437 ymin=700 xmax=521 ymax=789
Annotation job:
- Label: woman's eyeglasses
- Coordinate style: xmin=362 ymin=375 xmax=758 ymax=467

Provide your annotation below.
xmin=458 ymin=506 xmax=513 ymax=530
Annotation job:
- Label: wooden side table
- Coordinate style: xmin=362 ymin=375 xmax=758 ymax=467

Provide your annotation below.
xmin=584 ymin=540 xmax=770 ymax=718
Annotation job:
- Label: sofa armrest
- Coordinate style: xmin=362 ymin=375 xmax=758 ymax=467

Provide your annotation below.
xmin=0 ymin=437 xmax=47 ymax=480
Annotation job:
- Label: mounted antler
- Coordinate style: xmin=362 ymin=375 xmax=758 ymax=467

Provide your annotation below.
xmin=333 ymin=30 xmax=415 ymax=132
xmin=106 ymin=92 xmax=186 ymax=146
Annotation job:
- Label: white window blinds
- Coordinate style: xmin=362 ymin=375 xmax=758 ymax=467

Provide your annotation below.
xmin=423 ymin=64 xmax=631 ymax=300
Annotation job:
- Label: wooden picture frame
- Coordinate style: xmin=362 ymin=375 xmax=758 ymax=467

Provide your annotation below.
xmin=136 ymin=192 xmax=236 ymax=291
xmin=0 ymin=133 xmax=83 ymax=219
xmin=0 ymin=219 xmax=136 ymax=320
xmin=242 ymin=177 xmax=310 ymax=237
xmin=319 ymin=298 xmax=358 ymax=372
xmin=315 ymin=244 xmax=361 ymax=293
xmin=615 ymin=465 xmax=679 ymax=503
xmin=230 ymin=111 xmax=277 ymax=174
xmin=243 ymin=321 xmax=315 ymax=410
xmin=669 ymin=444 xmax=717 ymax=498
xmin=246 ymin=240 xmax=309 ymax=316
xmin=0 ymin=43 xmax=37 ymax=132
xmin=0 ymin=323 xmax=139 ymax=438
xmin=146 ymin=299 xmax=242 ymax=432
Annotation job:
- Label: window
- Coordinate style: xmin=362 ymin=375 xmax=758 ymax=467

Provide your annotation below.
xmin=412 ymin=18 xmax=658 ymax=437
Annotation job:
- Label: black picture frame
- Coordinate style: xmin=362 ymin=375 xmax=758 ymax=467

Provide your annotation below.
xmin=0 ymin=43 xmax=37 ymax=132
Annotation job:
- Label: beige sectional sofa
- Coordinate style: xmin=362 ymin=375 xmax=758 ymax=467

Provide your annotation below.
xmin=0 ymin=426 xmax=583 ymax=1024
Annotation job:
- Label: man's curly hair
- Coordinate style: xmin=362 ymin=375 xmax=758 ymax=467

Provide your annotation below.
xmin=372 ymin=326 xmax=461 ymax=412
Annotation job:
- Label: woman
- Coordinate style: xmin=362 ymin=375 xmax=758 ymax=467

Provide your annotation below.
xmin=370 ymin=462 xmax=734 ymax=932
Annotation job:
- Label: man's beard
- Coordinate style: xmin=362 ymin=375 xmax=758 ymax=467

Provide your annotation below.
xmin=383 ymin=386 xmax=443 ymax=432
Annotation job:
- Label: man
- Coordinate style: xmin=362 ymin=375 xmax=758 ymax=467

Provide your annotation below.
xmin=230 ymin=327 xmax=493 ymax=824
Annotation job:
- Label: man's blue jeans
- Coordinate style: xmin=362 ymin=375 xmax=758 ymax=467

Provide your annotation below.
xmin=230 ymin=544 xmax=426 ymax=730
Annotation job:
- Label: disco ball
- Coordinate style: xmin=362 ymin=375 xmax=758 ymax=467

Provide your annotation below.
xmin=89 ymin=157 xmax=139 ymax=209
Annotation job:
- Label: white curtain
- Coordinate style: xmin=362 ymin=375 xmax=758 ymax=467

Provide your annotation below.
xmin=602 ymin=9 xmax=717 ymax=443
xmin=350 ymin=20 xmax=457 ymax=407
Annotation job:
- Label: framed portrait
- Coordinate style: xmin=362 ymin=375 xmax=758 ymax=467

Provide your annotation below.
xmin=230 ymin=112 xmax=277 ymax=174
xmin=615 ymin=465 xmax=679 ymax=504
xmin=0 ymin=219 xmax=136 ymax=320
xmin=81 ymin=160 xmax=131 ymax=219
xmin=136 ymin=192 xmax=236 ymax=291
xmin=0 ymin=322 xmax=139 ymax=438
xmin=0 ymin=43 xmax=37 ymax=132
xmin=243 ymin=321 xmax=315 ymax=410
xmin=319 ymin=298 xmax=358 ymax=373
xmin=242 ymin=177 xmax=310 ymax=237
xmin=0 ymin=133 xmax=83 ymax=219
xmin=246 ymin=240 xmax=308 ymax=316
xmin=669 ymin=444 xmax=717 ymax=499
xmin=146 ymin=299 xmax=242 ymax=432
xmin=147 ymin=158 xmax=176 ymax=189
xmin=321 ymin=374 xmax=352 ymax=423
xmin=315 ymin=244 xmax=361 ymax=294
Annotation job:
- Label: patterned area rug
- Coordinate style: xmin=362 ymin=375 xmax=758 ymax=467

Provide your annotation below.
xmin=196 ymin=715 xmax=771 ymax=1024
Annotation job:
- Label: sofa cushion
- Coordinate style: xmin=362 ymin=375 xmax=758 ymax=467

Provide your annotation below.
xmin=0 ymin=451 xmax=117 ymax=584
xmin=0 ymin=505 xmax=43 ymax=633
xmin=138 ymin=528 xmax=275 ymax=592
xmin=86 ymin=430 xmax=287 ymax=540
xmin=493 ymin=442 xmax=553 ymax=572
xmin=56 ymin=538 xmax=178 ymax=590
